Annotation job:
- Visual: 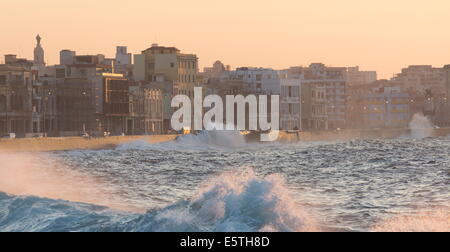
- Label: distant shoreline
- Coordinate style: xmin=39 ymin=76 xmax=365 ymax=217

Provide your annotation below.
xmin=0 ymin=128 xmax=449 ymax=152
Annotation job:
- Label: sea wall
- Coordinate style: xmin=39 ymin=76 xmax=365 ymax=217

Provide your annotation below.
xmin=1 ymin=128 xmax=450 ymax=152
xmin=277 ymin=128 xmax=450 ymax=143
xmin=0 ymin=135 xmax=178 ymax=152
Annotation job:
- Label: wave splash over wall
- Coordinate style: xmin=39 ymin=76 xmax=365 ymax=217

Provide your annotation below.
xmin=0 ymin=169 xmax=316 ymax=232
xmin=408 ymin=113 xmax=436 ymax=139
xmin=117 ymin=128 xmax=247 ymax=151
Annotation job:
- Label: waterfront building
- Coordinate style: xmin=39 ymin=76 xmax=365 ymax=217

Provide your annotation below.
xmin=134 ymin=44 xmax=199 ymax=132
xmin=359 ymin=86 xmax=411 ymax=128
xmin=0 ymin=65 xmax=34 ymax=137
xmin=279 ymin=77 xmax=301 ymax=131
xmin=283 ymin=64 xmax=344 ymax=130
xmin=128 ymin=81 xmax=164 ymax=135
xmin=279 ymin=70 xmax=328 ymax=131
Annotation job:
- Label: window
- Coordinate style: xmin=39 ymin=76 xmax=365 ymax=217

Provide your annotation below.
xmin=0 ymin=76 xmax=6 ymax=85
xmin=0 ymin=95 xmax=6 ymax=111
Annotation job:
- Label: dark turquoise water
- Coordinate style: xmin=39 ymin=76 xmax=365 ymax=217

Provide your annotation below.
xmin=0 ymin=132 xmax=449 ymax=232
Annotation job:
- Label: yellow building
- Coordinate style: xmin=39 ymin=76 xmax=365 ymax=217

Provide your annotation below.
xmin=134 ymin=44 xmax=199 ymax=132
xmin=134 ymin=44 xmax=199 ymax=97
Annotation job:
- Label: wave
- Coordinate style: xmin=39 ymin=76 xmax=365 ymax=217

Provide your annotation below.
xmin=0 ymin=169 xmax=317 ymax=232
xmin=117 ymin=129 xmax=248 ymax=151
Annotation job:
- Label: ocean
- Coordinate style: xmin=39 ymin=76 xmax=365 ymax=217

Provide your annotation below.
xmin=0 ymin=130 xmax=449 ymax=232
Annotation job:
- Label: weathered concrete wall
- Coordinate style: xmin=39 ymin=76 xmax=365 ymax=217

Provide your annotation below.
xmin=277 ymin=128 xmax=450 ymax=143
xmin=0 ymin=135 xmax=178 ymax=152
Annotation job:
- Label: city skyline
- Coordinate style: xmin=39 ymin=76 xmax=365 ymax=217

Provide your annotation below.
xmin=2 ymin=0 xmax=450 ymax=79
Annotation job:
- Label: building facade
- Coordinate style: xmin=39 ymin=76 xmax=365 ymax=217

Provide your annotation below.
xmin=219 ymin=67 xmax=280 ymax=95
xmin=360 ymin=87 xmax=411 ymax=128
xmin=346 ymin=66 xmax=377 ymax=86
xmin=0 ymin=65 xmax=34 ymax=137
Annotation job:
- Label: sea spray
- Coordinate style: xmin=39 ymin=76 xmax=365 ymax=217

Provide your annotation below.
xmin=117 ymin=124 xmax=247 ymax=151
xmin=0 ymin=152 xmax=134 ymax=212
xmin=408 ymin=113 xmax=435 ymax=139
xmin=372 ymin=208 xmax=450 ymax=232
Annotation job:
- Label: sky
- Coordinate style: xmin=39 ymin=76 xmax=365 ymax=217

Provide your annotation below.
xmin=1 ymin=0 xmax=449 ymax=79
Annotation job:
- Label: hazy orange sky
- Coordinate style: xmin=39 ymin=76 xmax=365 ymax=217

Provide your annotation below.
xmin=1 ymin=0 xmax=449 ymax=78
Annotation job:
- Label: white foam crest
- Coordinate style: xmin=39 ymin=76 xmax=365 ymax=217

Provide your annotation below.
xmin=187 ymin=169 xmax=318 ymax=232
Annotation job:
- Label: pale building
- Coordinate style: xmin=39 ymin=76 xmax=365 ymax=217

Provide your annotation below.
xmin=359 ymin=87 xmax=411 ymax=129
xmin=134 ymin=44 xmax=198 ymax=95
xmin=60 ymin=50 xmax=76 ymax=65
xmin=4 ymin=54 xmax=33 ymax=70
xmin=219 ymin=67 xmax=281 ymax=95
xmin=115 ymin=46 xmax=133 ymax=76
xmin=202 ymin=60 xmax=228 ymax=80
xmin=392 ymin=65 xmax=445 ymax=95
xmin=346 ymin=66 xmax=377 ymax=86
xmin=286 ymin=64 xmax=346 ymax=130
xmin=280 ymin=69 xmax=328 ymax=131
xmin=280 ymin=78 xmax=301 ymax=130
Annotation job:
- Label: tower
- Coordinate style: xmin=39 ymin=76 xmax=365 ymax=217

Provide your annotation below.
xmin=34 ymin=34 xmax=45 ymax=67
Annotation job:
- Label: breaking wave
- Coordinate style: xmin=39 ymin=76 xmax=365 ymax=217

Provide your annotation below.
xmin=117 ymin=129 xmax=247 ymax=151
xmin=0 ymin=169 xmax=317 ymax=232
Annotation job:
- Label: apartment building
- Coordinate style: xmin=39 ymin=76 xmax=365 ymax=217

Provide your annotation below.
xmin=0 ymin=65 xmax=34 ymax=137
